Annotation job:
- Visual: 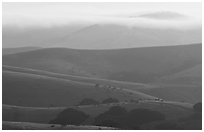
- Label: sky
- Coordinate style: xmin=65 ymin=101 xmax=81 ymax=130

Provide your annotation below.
xmin=2 ymin=2 xmax=202 ymax=49
xmin=2 ymin=2 xmax=202 ymax=28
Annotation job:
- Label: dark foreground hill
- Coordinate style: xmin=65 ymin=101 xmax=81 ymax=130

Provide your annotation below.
xmin=3 ymin=101 xmax=200 ymax=130
xmin=3 ymin=102 xmax=193 ymax=124
xmin=3 ymin=44 xmax=201 ymax=83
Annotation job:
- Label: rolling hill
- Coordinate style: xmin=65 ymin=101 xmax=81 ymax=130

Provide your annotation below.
xmin=134 ymin=63 xmax=202 ymax=104
xmin=2 ymin=70 xmax=156 ymax=107
xmin=2 ymin=47 xmax=41 ymax=55
xmin=3 ymin=65 xmax=201 ymax=103
xmin=2 ymin=65 xmax=153 ymax=89
xmin=2 ymin=44 xmax=201 ymax=83
xmin=2 ymin=44 xmax=201 ymax=129
xmin=2 ymin=4 xmax=202 ymax=130
xmin=159 ymin=64 xmax=202 ymax=85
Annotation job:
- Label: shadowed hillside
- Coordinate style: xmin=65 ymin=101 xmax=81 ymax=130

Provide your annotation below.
xmin=3 ymin=65 xmax=201 ymax=103
xmin=3 ymin=70 xmax=155 ymax=107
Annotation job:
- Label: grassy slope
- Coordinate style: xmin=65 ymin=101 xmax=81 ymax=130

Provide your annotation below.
xmin=138 ymin=84 xmax=201 ymax=104
xmin=3 ymin=65 xmax=201 ymax=103
xmin=3 ymin=44 xmax=201 ymax=83
xmin=3 ymin=70 xmax=155 ymax=107
xmin=2 ymin=65 xmax=152 ymax=89
xmin=159 ymin=64 xmax=202 ymax=85
xmin=136 ymin=64 xmax=202 ymax=103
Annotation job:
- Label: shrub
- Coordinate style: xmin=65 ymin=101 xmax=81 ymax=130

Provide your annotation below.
xmin=94 ymin=106 xmax=127 ymax=129
xmin=78 ymin=98 xmax=99 ymax=106
xmin=101 ymin=98 xmax=119 ymax=104
xmin=105 ymin=106 xmax=127 ymax=116
xmin=95 ymin=107 xmax=165 ymax=129
xmin=125 ymin=108 xmax=165 ymax=125
xmin=155 ymin=121 xmax=183 ymax=130
xmin=130 ymin=99 xmax=139 ymax=103
xmin=193 ymin=102 xmax=202 ymax=112
xmin=96 ymin=118 xmax=121 ymax=128
xmin=49 ymin=108 xmax=89 ymax=125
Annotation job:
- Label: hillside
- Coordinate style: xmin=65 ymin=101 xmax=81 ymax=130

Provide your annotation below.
xmin=2 ymin=65 xmax=153 ymax=89
xmin=138 ymin=84 xmax=202 ymax=104
xmin=134 ymin=63 xmax=202 ymax=103
xmin=159 ymin=64 xmax=202 ymax=85
xmin=2 ymin=2 xmax=202 ymax=130
xmin=3 ymin=44 xmax=201 ymax=83
xmin=3 ymin=65 xmax=201 ymax=103
xmin=2 ymin=47 xmax=41 ymax=55
xmin=3 ymin=70 xmax=155 ymax=107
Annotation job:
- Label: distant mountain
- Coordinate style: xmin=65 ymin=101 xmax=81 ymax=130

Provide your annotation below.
xmin=56 ymin=24 xmax=201 ymax=49
xmin=3 ymin=44 xmax=201 ymax=83
xmin=136 ymin=11 xmax=187 ymax=20
xmin=2 ymin=25 xmax=86 ymax=48
xmin=3 ymin=24 xmax=201 ymax=49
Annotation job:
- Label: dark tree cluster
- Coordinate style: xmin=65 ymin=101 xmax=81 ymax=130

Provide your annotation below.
xmin=94 ymin=106 xmax=166 ymax=129
xmin=155 ymin=121 xmax=183 ymax=130
xmin=101 ymin=98 xmax=119 ymax=104
xmin=49 ymin=108 xmax=89 ymax=126
xmin=126 ymin=108 xmax=165 ymax=125
xmin=94 ymin=106 xmax=128 ymax=129
xmin=49 ymin=104 xmax=166 ymax=129
xmin=168 ymin=102 xmax=203 ymax=130
xmin=193 ymin=102 xmax=202 ymax=113
xmin=190 ymin=102 xmax=202 ymax=121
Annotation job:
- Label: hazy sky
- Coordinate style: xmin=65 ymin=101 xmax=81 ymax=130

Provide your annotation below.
xmin=3 ymin=2 xmax=202 ymax=28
